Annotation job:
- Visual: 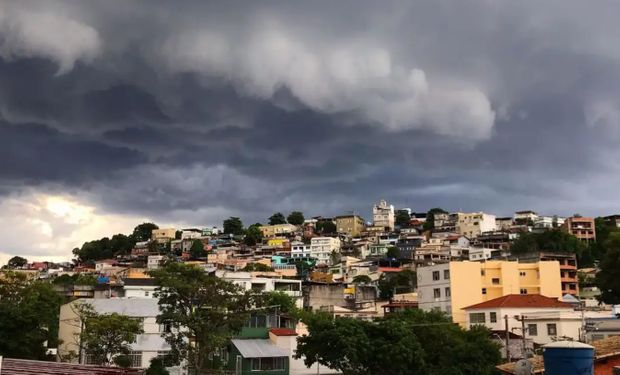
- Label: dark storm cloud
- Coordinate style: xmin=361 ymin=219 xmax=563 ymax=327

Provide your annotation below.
xmin=2 ymin=0 xmax=620 ymax=231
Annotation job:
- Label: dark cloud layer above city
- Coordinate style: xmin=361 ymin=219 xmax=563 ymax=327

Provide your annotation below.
xmin=1 ymin=0 xmax=620 ymax=261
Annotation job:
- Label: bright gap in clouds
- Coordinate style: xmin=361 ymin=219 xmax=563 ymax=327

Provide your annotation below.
xmin=0 ymin=193 xmax=149 ymax=266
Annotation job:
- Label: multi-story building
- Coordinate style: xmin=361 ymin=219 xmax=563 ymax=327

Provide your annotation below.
xmin=290 ymin=241 xmax=312 ymax=259
xmin=151 ymin=228 xmax=177 ymax=241
xmin=603 ymin=215 xmax=620 ymax=228
xmin=533 ymin=215 xmax=565 ymax=229
xmin=562 ymin=216 xmax=596 ymax=243
xmin=433 ymin=212 xmax=456 ymax=232
xmin=372 ymin=200 xmax=395 ymax=231
xmin=310 ymin=237 xmax=341 ymax=265
xmin=217 ymin=271 xmax=303 ymax=308
xmin=417 ymin=260 xmax=562 ymax=326
xmin=58 ymin=299 xmax=184 ymax=373
xmin=335 ymin=215 xmax=366 ymax=237
xmin=495 ymin=217 xmax=514 ymax=231
xmin=455 ymin=212 xmax=497 ymax=238
xmin=259 ymin=224 xmax=297 ymax=238
xmin=514 ymin=210 xmax=538 ymax=225
xmin=516 ymin=252 xmax=579 ymax=296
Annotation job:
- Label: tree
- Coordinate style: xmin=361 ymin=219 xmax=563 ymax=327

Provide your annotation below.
xmin=423 ymin=208 xmax=448 ymax=231
xmin=395 ymin=210 xmax=411 ymax=228
xmin=595 ymin=232 xmax=620 ymax=305
xmin=377 ymin=270 xmax=417 ymax=299
xmin=386 ymin=246 xmax=400 ymax=259
xmin=352 ymin=275 xmax=372 ymax=284
xmin=287 ymin=211 xmax=305 ymax=226
xmin=261 ymin=291 xmax=298 ymax=315
xmin=149 ymin=263 xmax=256 ymax=372
xmin=316 ymin=220 xmax=337 ymax=234
xmin=189 ymin=240 xmax=205 ymax=260
xmin=244 ymin=224 xmax=263 ymax=246
xmin=80 ymin=305 xmax=144 ymax=366
xmin=510 ymin=229 xmax=586 ymax=256
xmin=146 ymin=357 xmax=170 ymax=375
xmin=175 ymin=230 xmax=182 ymax=240
xmin=241 ymin=263 xmax=274 ymax=272
xmin=296 ymin=309 xmax=500 ymax=375
xmin=0 ymin=273 xmax=63 ymax=360
xmin=133 ymin=222 xmax=159 ymax=242
xmin=223 ymin=217 xmax=244 ymax=235
xmin=6 ymin=256 xmax=27 ymax=269
xmin=268 ymin=212 xmax=287 ymax=225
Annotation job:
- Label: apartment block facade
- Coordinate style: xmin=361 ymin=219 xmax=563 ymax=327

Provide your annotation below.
xmin=310 ymin=237 xmax=341 ymax=265
xmin=417 ymin=260 xmax=562 ymax=326
xmin=335 ymin=215 xmax=366 ymax=237
xmin=455 ymin=212 xmax=497 ymax=238
xmin=372 ymin=199 xmax=395 ymax=231
xmin=562 ymin=216 xmax=596 ymax=243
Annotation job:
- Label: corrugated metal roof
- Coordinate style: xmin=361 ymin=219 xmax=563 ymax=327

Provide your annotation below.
xmin=0 ymin=358 xmax=143 ymax=375
xmin=231 ymin=339 xmax=288 ymax=358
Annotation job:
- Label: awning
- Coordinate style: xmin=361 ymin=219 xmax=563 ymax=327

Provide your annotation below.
xmin=231 ymin=339 xmax=289 ymax=358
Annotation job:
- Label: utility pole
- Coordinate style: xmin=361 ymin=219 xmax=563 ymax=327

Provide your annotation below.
xmin=521 ymin=315 xmax=527 ymax=358
xmin=505 ymin=315 xmax=511 ymax=362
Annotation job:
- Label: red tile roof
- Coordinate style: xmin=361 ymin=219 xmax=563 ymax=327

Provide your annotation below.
xmin=0 ymin=358 xmax=143 ymax=375
xmin=463 ymin=294 xmax=572 ymax=310
xmin=269 ymin=328 xmax=297 ymax=336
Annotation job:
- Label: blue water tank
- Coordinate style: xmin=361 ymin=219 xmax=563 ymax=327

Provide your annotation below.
xmin=543 ymin=341 xmax=594 ymax=375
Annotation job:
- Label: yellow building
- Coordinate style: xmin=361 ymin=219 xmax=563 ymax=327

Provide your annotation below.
xmin=267 ymin=238 xmax=289 ymax=248
xmin=418 ymin=260 xmax=562 ymax=326
xmin=335 ymin=215 xmax=366 ymax=237
xmin=151 ymin=228 xmax=177 ymax=241
xmin=259 ymin=224 xmax=297 ymax=238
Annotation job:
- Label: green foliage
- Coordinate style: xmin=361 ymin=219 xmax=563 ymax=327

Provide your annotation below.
xmin=352 ymin=275 xmax=372 ymax=284
xmin=189 ymin=240 xmax=205 ymax=260
xmin=80 ymin=305 xmax=144 ymax=366
xmin=316 ymin=220 xmax=337 ymax=234
xmin=377 ymin=270 xmax=417 ymax=299
xmin=386 ymin=246 xmax=400 ymax=259
xmin=223 ymin=217 xmax=244 ymax=235
xmin=133 ymin=222 xmax=159 ymax=242
xmin=52 ymin=273 xmax=98 ymax=287
xmin=7 ymin=256 xmax=27 ymax=269
xmin=175 ymin=230 xmax=182 ymax=240
xmin=0 ymin=273 xmax=63 ymax=360
xmin=73 ymin=233 xmax=136 ymax=262
xmin=423 ymin=208 xmax=448 ymax=231
xmin=268 ymin=212 xmax=287 ymax=225
xmin=395 ymin=210 xmax=411 ymax=228
xmin=261 ymin=291 xmax=298 ymax=315
xmin=296 ymin=309 xmax=500 ymax=375
xmin=287 ymin=211 xmax=305 ymax=226
xmin=148 ymin=263 xmax=256 ymax=372
xmin=595 ymin=232 xmax=620 ymax=305
xmin=146 ymin=357 xmax=171 ymax=375
xmin=244 ymin=224 xmax=263 ymax=246
xmin=241 ymin=263 xmax=274 ymax=272
xmin=510 ymin=229 xmax=585 ymax=256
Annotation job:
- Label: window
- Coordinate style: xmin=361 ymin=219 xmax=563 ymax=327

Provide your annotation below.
xmin=520 ymin=288 xmax=528 ymax=295
xmin=528 ymin=324 xmax=538 ymax=336
xmin=481 ymin=270 xmax=486 ymax=276
xmin=127 ymin=351 xmax=142 ymax=368
xmin=445 ymin=287 xmax=451 ymax=297
xmin=432 ymin=271 xmax=440 ymax=281
xmin=482 ymin=288 xmax=487 ymax=295
xmin=159 ymin=322 xmax=172 ymax=333
xmin=250 ymin=357 xmax=286 ymax=371
xmin=520 ymin=271 xmax=526 ymax=277
xmin=433 ymin=288 xmax=441 ymax=299
xmin=444 ymin=270 xmax=450 ymax=280
xmin=492 ymin=278 xmax=500 ymax=285
xmin=469 ymin=313 xmax=486 ymax=324
xmin=490 ymin=312 xmax=497 ymax=323
xmin=144 ymin=291 xmax=149 ymax=297
xmin=547 ymin=323 xmax=557 ymax=336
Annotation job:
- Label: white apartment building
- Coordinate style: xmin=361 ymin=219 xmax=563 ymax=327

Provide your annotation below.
xmin=290 ymin=241 xmax=312 ymax=259
xmin=534 ymin=216 xmax=566 ymax=229
xmin=514 ymin=210 xmax=539 ymax=223
xmin=216 ymin=271 xmax=303 ymax=308
xmin=147 ymin=255 xmax=164 ymax=270
xmin=58 ymin=299 xmax=185 ymax=374
xmin=455 ymin=212 xmax=497 ymax=238
xmin=310 ymin=237 xmax=341 ymax=265
xmin=463 ymin=294 xmax=611 ymax=346
xmin=373 ymin=199 xmax=395 ymax=231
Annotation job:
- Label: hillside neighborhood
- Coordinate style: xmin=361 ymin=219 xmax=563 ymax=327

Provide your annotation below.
xmin=2 ymin=200 xmax=620 ymax=374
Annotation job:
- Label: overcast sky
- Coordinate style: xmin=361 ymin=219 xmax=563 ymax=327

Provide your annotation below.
xmin=1 ymin=0 xmax=620 ymax=263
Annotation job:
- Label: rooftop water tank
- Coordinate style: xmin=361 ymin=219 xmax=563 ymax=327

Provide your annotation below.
xmin=543 ymin=341 xmax=594 ymax=375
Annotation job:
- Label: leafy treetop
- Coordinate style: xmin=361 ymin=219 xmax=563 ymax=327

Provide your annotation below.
xmin=268 ymin=212 xmax=287 ymax=225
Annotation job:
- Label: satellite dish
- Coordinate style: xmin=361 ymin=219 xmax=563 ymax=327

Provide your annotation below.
xmin=514 ymin=359 xmax=534 ymax=375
